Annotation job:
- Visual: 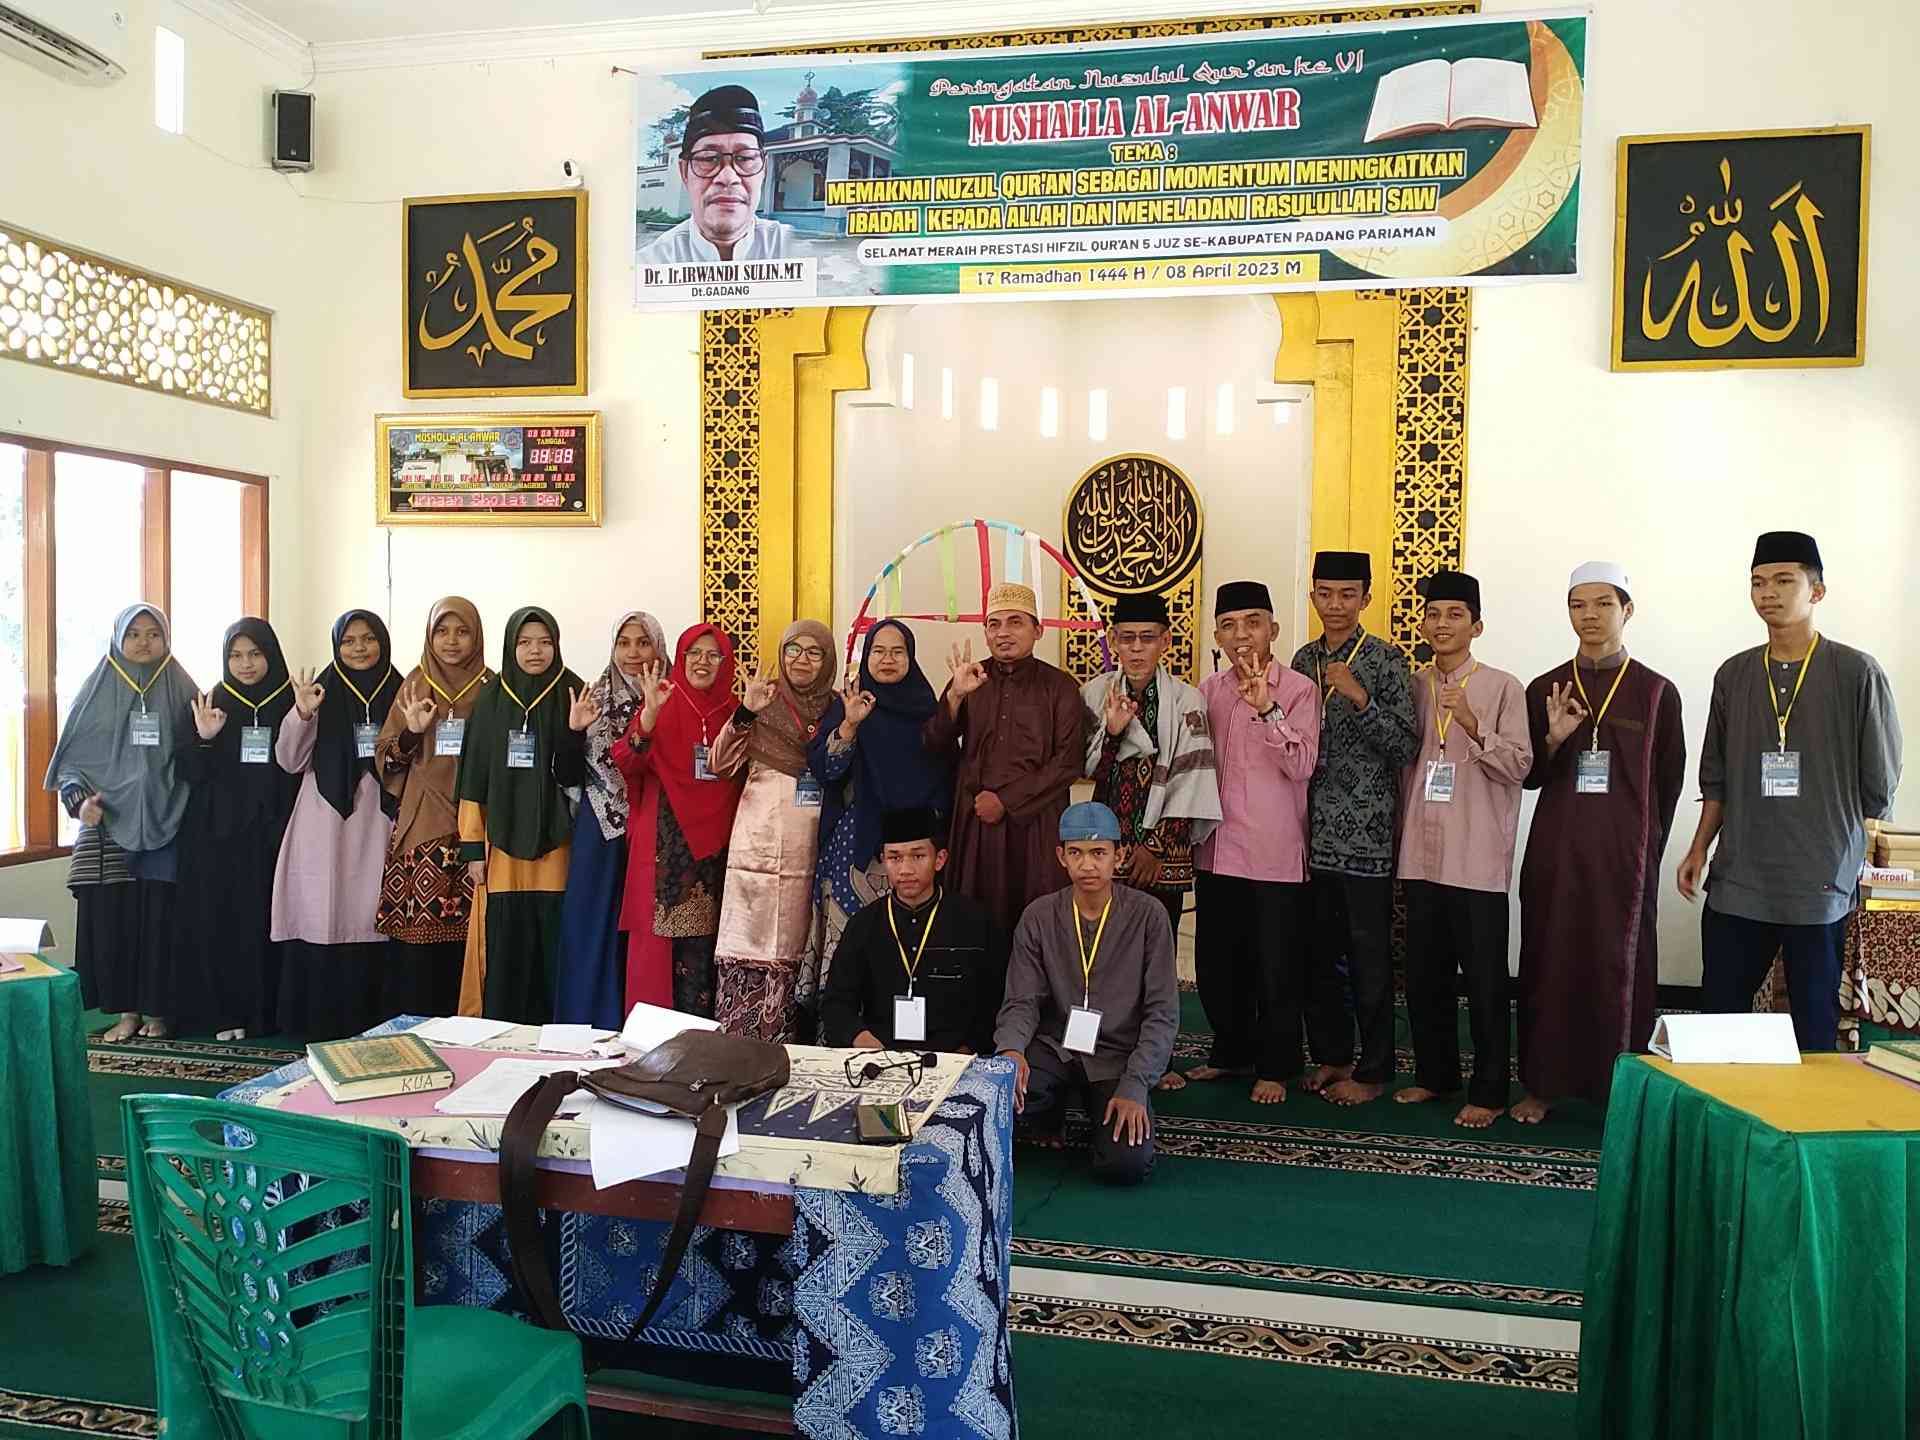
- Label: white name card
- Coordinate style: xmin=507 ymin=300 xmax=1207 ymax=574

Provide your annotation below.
xmin=1649 ymin=1013 xmax=1802 ymax=1065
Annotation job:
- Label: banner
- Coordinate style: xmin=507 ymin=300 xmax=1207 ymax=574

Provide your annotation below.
xmin=632 ymin=8 xmax=1587 ymax=310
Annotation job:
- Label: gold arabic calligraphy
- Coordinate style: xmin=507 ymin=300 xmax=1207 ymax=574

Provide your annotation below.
xmin=418 ymin=214 xmax=575 ymax=370
xmin=1067 ymin=455 xmax=1200 ymax=591
xmin=1639 ymin=156 xmax=1831 ymax=350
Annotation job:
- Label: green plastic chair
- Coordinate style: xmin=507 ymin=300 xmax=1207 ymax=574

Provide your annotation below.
xmin=121 ymin=1095 xmax=590 ymax=1440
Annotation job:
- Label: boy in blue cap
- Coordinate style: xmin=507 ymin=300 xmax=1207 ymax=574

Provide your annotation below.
xmin=994 ymin=800 xmax=1180 ymax=1183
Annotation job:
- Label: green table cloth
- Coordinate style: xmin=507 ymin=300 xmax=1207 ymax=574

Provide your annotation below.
xmin=0 ymin=955 xmax=96 ymax=1274
xmin=1578 ymin=1053 xmax=1920 ymax=1439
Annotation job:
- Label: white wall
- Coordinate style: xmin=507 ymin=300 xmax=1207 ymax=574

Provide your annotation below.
xmin=3 ymin=0 xmax=1914 ymax=986
xmin=0 ymin=0 xmax=312 ymax=941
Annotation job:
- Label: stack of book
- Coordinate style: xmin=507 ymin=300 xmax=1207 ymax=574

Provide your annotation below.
xmin=1864 ymin=1039 xmax=1920 ymax=1083
xmin=1864 ymin=824 xmax=1920 ymax=911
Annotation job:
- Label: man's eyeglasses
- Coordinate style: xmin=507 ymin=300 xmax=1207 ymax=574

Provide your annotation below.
xmin=783 ymin=643 xmax=828 ymax=661
xmin=687 ymin=148 xmax=766 ymax=179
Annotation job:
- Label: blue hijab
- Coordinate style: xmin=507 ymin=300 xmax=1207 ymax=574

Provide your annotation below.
xmin=808 ymin=619 xmax=949 ymax=871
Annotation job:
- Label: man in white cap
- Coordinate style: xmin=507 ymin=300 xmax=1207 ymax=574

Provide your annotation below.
xmin=926 ymin=582 xmax=1087 ymax=933
xmin=1515 ymin=562 xmax=1686 ymax=1121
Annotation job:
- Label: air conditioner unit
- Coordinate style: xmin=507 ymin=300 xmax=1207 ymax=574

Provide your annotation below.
xmin=0 ymin=1 xmax=128 ymax=85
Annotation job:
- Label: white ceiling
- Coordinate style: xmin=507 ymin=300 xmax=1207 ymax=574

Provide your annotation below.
xmin=228 ymin=0 xmax=846 ymax=45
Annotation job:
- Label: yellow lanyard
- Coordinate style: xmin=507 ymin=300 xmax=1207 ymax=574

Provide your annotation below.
xmin=1428 ymin=661 xmax=1478 ymax=744
xmin=1570 ymin=656 xmax=1632 ymax=754
xmin=499 ymin=672 xmax=563 ymax=729
xmin=425 ymin=668 xmax=489 ymax=708
xmin=886 ymin=890 xmax=944 ymax=997
xmin=1317 ymin=629 xmax=1368 ymax=705
xmin=1073 ymin=895 xmax=1112 ymax=1007
xmin=221 ymin=677 xmax=292 ymax=724
xmin=334 ymin=664 xmax=394 ymax=722
xmin=1764 ymin=632 xmax=1819 ymax=752
xmin=108 ymin=654 xmax=172 ymax=712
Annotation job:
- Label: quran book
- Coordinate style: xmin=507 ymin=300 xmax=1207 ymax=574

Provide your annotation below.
xmin=1363 ymin=57 xmax=1536 ymax=144
xmin=1864 ymin=1041 xmax=1920 ymax=1086
xmin=306 ymin=1034 xmax=454 ymax=1103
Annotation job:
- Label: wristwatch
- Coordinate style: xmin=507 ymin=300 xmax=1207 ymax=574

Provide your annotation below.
xmin=1259 ymin=703 xmax=1283 ymax=721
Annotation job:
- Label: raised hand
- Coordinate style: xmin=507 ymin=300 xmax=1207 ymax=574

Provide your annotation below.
xmin=1103 ymin=676 xmax=1139 ymax=736
xmin=190 ymin=691 xmax=229 ymax=741
xmin=947 ymin=641 xmax=988 ymax=711
xmin=566 ymin=685 xmax=601 ymax=733
xmin=635 ymin=659 xmax=675 ymax=735
xmin=1234 ymin=653 xmax=1272 ymax=713
xmin=741 ymin=659 xmax=779 ymax=714
xmin=78 ymin=791 xmax=105 ymax=826
xmin=397 ymin=678 xmax=437 ymax=735
xmin=1544 ymin=681 xmax=1588 ymax=747
xmin=1324 ymin=659 xmax=1368 ymax=708
xmin=292 ymin=666 xmax=326 ymax=720
xmin=841 ymin=674 xmax=878 ymax=729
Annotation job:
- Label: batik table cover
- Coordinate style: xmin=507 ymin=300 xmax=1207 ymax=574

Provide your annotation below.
xmin=0 ymin=955 xmax=95 ymax=1274
xmin=221 ymin=1021 xmax=1019 ymax=1438
xmin=1578 ymin=1054 xmax=1920 ymax=1439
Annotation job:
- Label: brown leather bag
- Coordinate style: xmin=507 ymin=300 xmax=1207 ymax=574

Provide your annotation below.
xmin=498 ymin=1029 xmax=790 ymax=1340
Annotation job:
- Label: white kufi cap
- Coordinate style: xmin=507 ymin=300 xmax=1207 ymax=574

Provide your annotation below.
xmin=1568 ymin=560 xmax=1630 ymax=597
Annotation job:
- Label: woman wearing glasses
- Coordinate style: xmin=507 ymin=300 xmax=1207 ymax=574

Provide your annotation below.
xmin=708 ymin=620 xmax=838 ymax=1042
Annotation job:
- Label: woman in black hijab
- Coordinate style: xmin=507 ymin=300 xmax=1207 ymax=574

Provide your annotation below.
xmin=165 ymin=618 xmax=300 ymax=1038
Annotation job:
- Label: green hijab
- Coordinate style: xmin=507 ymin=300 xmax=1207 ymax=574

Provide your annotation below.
xmin=455 ymin=605 xmax=584 ymax=860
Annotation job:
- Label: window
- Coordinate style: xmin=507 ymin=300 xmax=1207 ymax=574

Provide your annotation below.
xmin=154 ymin=27 xmax=185 ymax=136
xmin=1 ymin=434 xmax=267 ymax=863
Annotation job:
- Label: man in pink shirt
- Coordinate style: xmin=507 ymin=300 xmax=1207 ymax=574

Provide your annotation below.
xmin=1190 ymin=580 xmax=1322 ymax=1104
xmin=1395 ymin=570 xmax=1532 ymax=1128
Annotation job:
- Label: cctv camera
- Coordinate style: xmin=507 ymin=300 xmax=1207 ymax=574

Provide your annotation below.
xmin=562 ymin=159 xmax=585 ymax=187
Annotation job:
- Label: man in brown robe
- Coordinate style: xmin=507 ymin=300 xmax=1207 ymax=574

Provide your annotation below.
xmin=1516 ymin=561 xmax=1686 ymax=1119
xmin=925 ymin=582 xmax=1087 ymax=934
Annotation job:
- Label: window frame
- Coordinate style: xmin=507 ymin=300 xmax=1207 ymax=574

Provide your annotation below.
xmin=0 ymin=431 xmax=267 ymax=867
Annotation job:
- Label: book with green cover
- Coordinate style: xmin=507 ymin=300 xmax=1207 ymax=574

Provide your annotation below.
xmin=306 ymin=1032 xmax=454 ymax=1103
xmin=1864 ymin=1041 xmax=1920 ymax=1086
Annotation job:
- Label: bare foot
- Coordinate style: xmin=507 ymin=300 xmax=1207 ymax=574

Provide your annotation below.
xmin=216 ymin=1027 xmax=247 ymax=1042
xmin=1454 ymin=1104 xmax=1504 ymax=1129
xmin=1394 ymin=1085 xmax=1447 ymax=1105
xmin=1155 ymin=1071 xmax=1188 ymax=1092
xmin=1511 ymin=1095 xmax=1553 ymax=1124
xmin=1182 ymin=1065 xmax=1252 ymax=1083
xmin=137 ymin=1017 xmax=171 ymax=1040
xmin=1323 ymin=1078 xmax=1386 ymax=1106
xmin=101 ymin=1013 xmax=140 ymax=1044
xmin=1250 ymin=1080 xmax=1287 ymax=1104
xmin=1301 ymin=1064 xmax=1352 ymax=1093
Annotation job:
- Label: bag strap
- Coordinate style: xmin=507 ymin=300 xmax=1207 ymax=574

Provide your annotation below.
xmin=499 ymin=1079 xmax=731 ymax=1345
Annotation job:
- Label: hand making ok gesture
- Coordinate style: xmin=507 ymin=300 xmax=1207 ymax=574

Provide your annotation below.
xmin=189 ymin=691 xmax=229 ymax=741
xmin=839 ymin=672 xmax=878 ymax=736
xmin=947 ymin=640 xmax=988 ymax=699
xmin=292 ymin=666 xmax=326 ymax=720
xmin=566 ymin=686 xmax=601 ymax=733
xmin=634 ymin=659 xmax=675 ymax=735
xmin=741 ymin=657 xmax=780 ymax=714
xmin=1544 ymin=680 xmax=1589 ymax=748
xmin=1103 ymin=675 xmax=1139 ymax=736
xmin=395 ymin=678 xmax=438 ymax=735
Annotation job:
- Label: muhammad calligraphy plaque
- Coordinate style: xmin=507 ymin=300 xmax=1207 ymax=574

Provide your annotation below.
xmin=375 ymin=412 xmax=602 ymax=526
xmin=403 ymin=189 xmax=588 ymax=397
xmin=1611 ymin=127 xmax=1868 ymax=371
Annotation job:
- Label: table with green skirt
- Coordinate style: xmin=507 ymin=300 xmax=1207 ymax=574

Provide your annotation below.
xmin=0 ymin=954 xmax=96 ymax=1275
xmin=1578 ymin=1053 xmax=1920 ymax=1439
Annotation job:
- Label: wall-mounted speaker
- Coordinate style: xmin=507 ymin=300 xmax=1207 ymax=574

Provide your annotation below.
xmin=270 ymin=90 xmax=313 ymax=172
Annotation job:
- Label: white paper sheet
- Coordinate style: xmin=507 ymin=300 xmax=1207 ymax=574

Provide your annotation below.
xmin=537 ymin=1024 xmax=614 ymax=1055
xmin=433 ymin=1056 xmax=625 ymax=1116
xmin=1648 ymin=1013 xmax=1802 ymax=1065
xmin=619 ymin=1001 xmax=722 ymax=1056
xmin=587 ymin=1094 xmax=740 ymax=1189
xmin=0 ymin=917 xmax=54 ymax=951
xmin=412 ymin=1015 xmax=517 ymax=1047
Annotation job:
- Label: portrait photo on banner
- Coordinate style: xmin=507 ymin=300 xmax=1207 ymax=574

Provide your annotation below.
xmin=402 ymin=188 xmax=588 ymax=397
xmin=1610 ymin=126 xmax=1869 ymax=371
xmin=630 ymin=8 xmax=1587 ymax=312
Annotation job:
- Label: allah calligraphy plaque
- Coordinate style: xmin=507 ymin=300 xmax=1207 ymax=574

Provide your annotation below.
xmin=1611 ymin=127 xmax=1868 ymax=371
xmin=403 ymin=189 xmax=588 ymax=397
xmin=375 ymin=412 xmax=602 ymax=526
xmin=1062 ymin=454 xmax=1203 ymax=595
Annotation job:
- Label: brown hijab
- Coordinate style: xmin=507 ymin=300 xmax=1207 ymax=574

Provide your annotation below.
xmin=746 ymin=618 xmax=837 ymax=779
xmin=379 ymin=596 xmax=491 ymax=854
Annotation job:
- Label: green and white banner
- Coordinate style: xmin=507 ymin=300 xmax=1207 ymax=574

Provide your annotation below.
xmin=632 ymin=8 xmax=1588 ymax=308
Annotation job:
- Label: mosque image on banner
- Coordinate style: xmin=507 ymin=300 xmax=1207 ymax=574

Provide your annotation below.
xmin=631 ymin=8 xmax=1587 ymax=310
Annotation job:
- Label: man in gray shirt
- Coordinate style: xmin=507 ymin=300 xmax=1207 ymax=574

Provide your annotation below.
xmin=1679 ymin=531 xmax=1903 ymax=1049
xmin=996 ymin=801 xmax=1179 ymax=1184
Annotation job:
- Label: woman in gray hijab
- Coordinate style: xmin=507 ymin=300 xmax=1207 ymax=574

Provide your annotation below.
xmin=44 ymin=604 xmax=199 ymax=1041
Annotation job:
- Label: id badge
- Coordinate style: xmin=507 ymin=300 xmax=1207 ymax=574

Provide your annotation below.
xmin=692 ymin=743 xmax=717 ymax=781
xmin=793 ymin=769 xmax=824 ymax=808
xmin=1576 ymin=749 xmax=1611 ymax=795
xmin=894 ymin=995 xmax=927 ymax=1043
xmin=353 ymin=722 xmax=378 ymax=758
xmin=128 ymin=711 xmax=161 ymax=747
xmin=1065 ymin=1005 xmax=1103 ymax=1055
xmin=1761 ymin=750 xmax=1802 ymax=798
xmin=434 ymin=717 xmax=465 ymax=756
xmin=1423 ymin=759 xmax=1456 ymax=803
xmin=239 ymin=724 xmax=272 ymax=764
xmin=506 ymin=729 xmax=537 ymax=770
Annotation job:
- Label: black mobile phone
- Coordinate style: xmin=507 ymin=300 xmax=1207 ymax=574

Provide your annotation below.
xmin=856 ymin=1101 xmax=909 ymax=1144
